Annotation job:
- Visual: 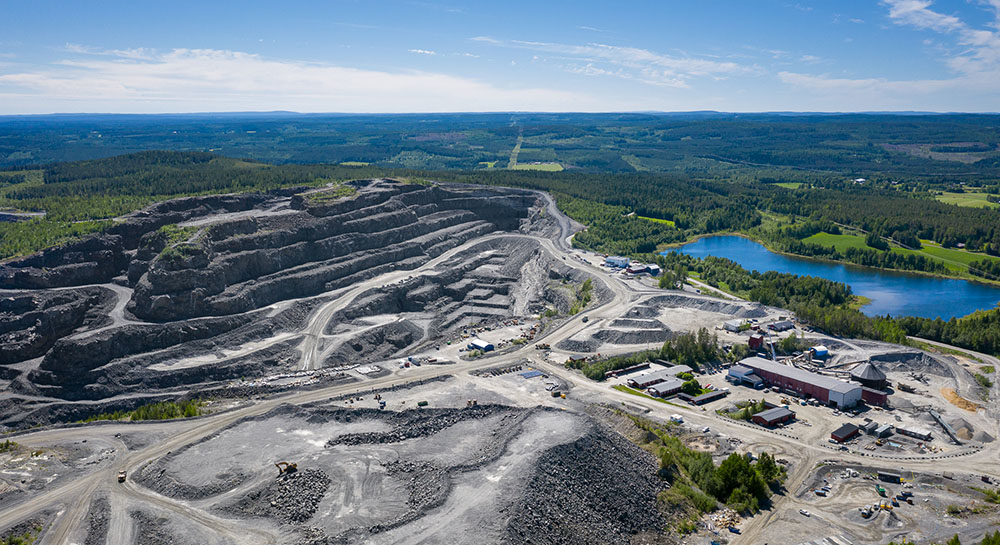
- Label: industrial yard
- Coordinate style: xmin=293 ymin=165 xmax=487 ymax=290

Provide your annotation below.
xmin=1 ymin=182 xmax=998 ymax=545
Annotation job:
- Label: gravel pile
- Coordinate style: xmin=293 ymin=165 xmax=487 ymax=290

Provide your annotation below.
xmin=503 ymin=425 xmax=667 ymax=545
xmin=222 ymin=469 xmax=332 ymax=524
xmin=84 ymin=496 xmax=110 ymax=545
xmin=129 ymin=511 xmax=177 ymax=545
xmin=326 ymin=404 xmax=517 ymax=446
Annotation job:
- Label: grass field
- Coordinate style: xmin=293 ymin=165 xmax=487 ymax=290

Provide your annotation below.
xmin=774 ymin=182 xmax=802 ymax=189
xmin=935 ymin=191 xmax=998 ymax=208
xmin=338 ymin=161 xmax=370 ymax=167
xmin=802 ymin=232 xmax=869 ymax=252
xmin=802 ymin=231 xmax=1000 ymax=275
xmin=637 ymin=215 xmax=676 ymax=227
xmin=478 ymin=161 xmax=497 ymax=169
xmin=511 ymin=162 xmax=564 ymax=171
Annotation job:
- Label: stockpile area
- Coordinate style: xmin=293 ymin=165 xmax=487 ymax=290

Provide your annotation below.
xmin=503 ymin=424 xmax=669 ymax=545
xmin=784 ymin=463 xmax=1000 ymax=545
xmin=114 ymin=398 xmax=675 ymax=545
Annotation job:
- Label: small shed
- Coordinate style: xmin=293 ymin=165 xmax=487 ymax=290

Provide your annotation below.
xmin=878 ymin=471 xmax=902 ymax=484
xmin=831 ymin=423 xmax=860 ymax=443
xmin=862 ymin=421 xmax=880 ymax=435
xmin=810 ymin=345 xmax=829 ymax=359
xmin=724 ymin=319 xmax=744 ymax=333
xmin=752 ymin=407 xmax=795 ymax=427
xmin=748 ymin=333 xmax=765 ymax=350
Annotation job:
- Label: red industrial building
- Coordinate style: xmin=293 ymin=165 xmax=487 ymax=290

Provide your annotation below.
xmin=861 ymin=387 xmax=888 ymax=406
xmin=752 ymin=407 xmax=795 ymax=427
xmin=738 ymin=357 xmax=863 ymax=408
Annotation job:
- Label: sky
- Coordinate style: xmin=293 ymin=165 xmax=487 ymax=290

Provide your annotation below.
xmin=2 ymin=0 xmax=1000 ymax=114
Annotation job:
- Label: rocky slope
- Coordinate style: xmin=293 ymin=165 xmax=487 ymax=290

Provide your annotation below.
xmin=0 ymin=179 xmax=551 ymax=419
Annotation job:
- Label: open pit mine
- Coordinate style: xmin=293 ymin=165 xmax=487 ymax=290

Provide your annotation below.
xmin=1 ymin=179 xmax=998 ymax=545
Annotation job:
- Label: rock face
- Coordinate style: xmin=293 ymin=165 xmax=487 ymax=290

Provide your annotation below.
xmin=128 ymin=180 xmax=535 ymax=322
xmin=0 ymin=179 xmax=547 ymax=418
xmin=0 ymin=287 xmax=113 ymax=364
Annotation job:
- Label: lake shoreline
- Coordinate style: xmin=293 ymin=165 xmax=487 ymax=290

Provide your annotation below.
xmin=660 ymin=231 xmax=1000 ymax=289
xmin=668 ymin=235 xmax=1000 ymax=320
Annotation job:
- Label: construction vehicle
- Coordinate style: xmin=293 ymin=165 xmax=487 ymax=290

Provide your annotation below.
xmin=876 ymin=485 xmax=886 ymax=496
xmin=117 ymin=470 xmax=127 ymax=483
xmin=275 ymin=461 xmax=298 ymax=475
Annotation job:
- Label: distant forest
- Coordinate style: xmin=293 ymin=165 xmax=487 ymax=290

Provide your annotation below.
xmin=3 ymin=112 xmax=1000 ymax=182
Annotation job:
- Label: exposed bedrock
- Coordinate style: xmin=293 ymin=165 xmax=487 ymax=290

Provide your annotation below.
xmin=0 ymin=286 xmax=114 ymax=364
xmin=29 ymin=312 xmax=258 ymax=400
xmin=0 ymin=193 xmax=275 ymax=290
xmin=128 ymin=180 xmax=536 ymax=322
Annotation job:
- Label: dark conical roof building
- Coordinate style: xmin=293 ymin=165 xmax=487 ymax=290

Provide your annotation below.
xmin=850 ymin=362 xmax=887 ymax=390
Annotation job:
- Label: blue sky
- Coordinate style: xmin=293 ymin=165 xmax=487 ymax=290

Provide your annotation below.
xmin=2 ymin=0 xmax=1000 ymax=113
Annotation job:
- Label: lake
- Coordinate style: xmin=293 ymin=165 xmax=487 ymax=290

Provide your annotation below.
xmin=669 ymin=235 xmax=1000 ymax=319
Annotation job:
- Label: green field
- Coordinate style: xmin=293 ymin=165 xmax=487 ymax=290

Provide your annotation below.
xmin=511 ymin=162 xmax=564 ymax=171
xmin=802 ymin=232 xmax=869 ymax=252
xmin=802 ymin=232 xmax=1000 ymax=275
xmin=935 ymin=191 xmax=998 ymax=208
xmin=774 ymin=182 xmax=802 ymax=189
xmin=338 ymin=161 xmax=370 ymax=167
xmin=894 ymin=241 xmax=1000 ymax=273
xmin=478 ymin=161 xmax=497 ymax=169
xmin=637 ymin=215 xmax=676 ymax=227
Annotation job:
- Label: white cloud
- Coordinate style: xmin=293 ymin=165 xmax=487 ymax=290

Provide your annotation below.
xmin=882 ymin=0 xmax=1000 ymax=75
xmin=0 ymin=47 xmax=595 ymax=113
xmin=407 ymin=48 xmax=436 ymax=55
xmin=473 ymin=37 xmax=752 ymax=88
xmin=780 ymin=0 xmax=1000 ymax=106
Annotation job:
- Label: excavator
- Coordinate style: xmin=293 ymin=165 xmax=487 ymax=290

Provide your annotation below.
xmin=275 ymin=461 xmax=298 ymax=475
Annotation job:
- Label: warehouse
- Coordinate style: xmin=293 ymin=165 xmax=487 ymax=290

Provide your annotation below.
xmin=896 ymin=426 xmax=933 ymax=442
xmin=768 ymin=320 xmax=794 ymax=332
xmin=724 ymin=319 xmax=745 ymax=332
xmin=605 ymin=256 xmax=630 ymax=268
xmin=646 ymin=378 xmax=684 ymax=398
xmin=627 ymin=364 xmax=692 ymax=389
xmin=874 ymin=424 xmax=894 ymax=438
xmin=831 ymin=423 xmax=860 ymax=443
xmin=737 ymin=357 xmax=863 ymax=408
xmin=467 ymin=339 xmax=494 ymax=352
xmin=727 ymin=365 xmax=764 ymax=389
xmin=752 ymin=407 xmax=795 ymax=427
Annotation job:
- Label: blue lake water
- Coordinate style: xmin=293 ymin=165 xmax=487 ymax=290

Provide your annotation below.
xmin=668 ymin=235 xmax=1000 ymax=319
